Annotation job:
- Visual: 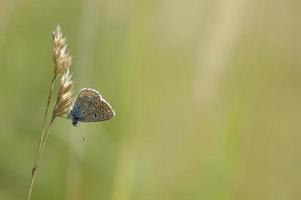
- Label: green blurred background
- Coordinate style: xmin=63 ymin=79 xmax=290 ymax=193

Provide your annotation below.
xmin=1 ymin=0 xmax=301 ymax=199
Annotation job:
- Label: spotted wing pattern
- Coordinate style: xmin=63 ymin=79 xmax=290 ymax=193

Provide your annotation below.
xmin=71 ymin=88 xmax=115 ymax=123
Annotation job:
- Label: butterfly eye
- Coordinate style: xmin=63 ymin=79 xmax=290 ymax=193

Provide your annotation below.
xmin=82 ymin=111 xmax=86 ymax=114
xmin=90 ymin=108 xmax=93 ymax=112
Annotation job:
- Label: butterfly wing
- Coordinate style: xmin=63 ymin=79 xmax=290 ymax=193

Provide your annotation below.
xmin=71 ymin=88 xmax=115 ymax=122
xmin=71 ymin=88 xmax=98 ymax=120
xmin=80 ymin=98 xmax=115 ymax=122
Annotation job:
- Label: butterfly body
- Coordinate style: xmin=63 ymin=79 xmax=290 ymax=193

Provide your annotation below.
xmin=69 ymin=88 xmax=115 ymax=126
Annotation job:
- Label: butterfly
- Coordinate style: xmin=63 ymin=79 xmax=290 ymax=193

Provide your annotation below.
xmin=69 ymin=88 xmax=115 ymax=126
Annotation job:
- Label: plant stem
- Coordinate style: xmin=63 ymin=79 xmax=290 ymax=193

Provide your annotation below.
xmin=27 ymin=121 xmax=54 ymax=200
xmin=27 ymin=74 xmax=56 ymax=200
xmin=38 ymin=118 xmax=55 ymax=166
xmin=36 ymin=74 xmax=57 ymax=161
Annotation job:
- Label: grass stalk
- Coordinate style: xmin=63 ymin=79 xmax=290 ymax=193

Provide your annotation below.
xmin=27 ymin=74 xmax=56 ymax=200
xmin=27 ymin=25 xmax=73 ymax=200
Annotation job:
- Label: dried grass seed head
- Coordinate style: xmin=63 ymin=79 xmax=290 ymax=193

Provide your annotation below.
xmin=52 ymin=25 xmax=72 ymax=76
xmin=52 ymin=70 xmax=73 ymax=119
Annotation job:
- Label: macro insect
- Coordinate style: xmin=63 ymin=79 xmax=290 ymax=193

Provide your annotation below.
xmin=69 ymin=88 xmax=115 ymax=126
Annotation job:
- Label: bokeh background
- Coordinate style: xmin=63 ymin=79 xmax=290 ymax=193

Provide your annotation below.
xmin=0 ymin=0 xmax=301 ymax=199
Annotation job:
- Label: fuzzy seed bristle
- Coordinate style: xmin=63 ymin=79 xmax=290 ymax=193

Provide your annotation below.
xmin=52 ymin=70 xmax=73 ymax=119
xmin=52 ymin=25 xmax=72 ymax=76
